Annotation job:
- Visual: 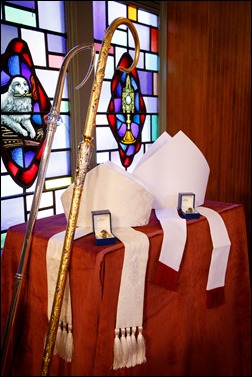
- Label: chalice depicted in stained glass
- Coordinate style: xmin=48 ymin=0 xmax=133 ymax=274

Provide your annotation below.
xmin=122 ymin=74 xmax=136 ymax=144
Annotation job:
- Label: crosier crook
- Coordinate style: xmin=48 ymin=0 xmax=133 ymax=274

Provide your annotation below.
xmin=40 ymin=18 xmax=140 ymax=376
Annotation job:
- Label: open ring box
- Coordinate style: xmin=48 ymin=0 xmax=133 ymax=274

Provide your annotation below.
xmin=178 ymin=192 xmax=200 ymax=219
xmin=92 ymin=209 xmax=116 ymax=245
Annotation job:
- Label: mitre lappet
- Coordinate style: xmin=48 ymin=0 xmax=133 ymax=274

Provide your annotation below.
xmin=132 ymin=130 xmax=231 ymax=308
xmin=47 ymin=161 xmax=154 ymax=368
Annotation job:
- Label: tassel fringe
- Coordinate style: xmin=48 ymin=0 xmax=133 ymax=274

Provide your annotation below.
xmin=53 ymin=321 xmax=74 ymax=362
xmin=112 ymin=326 xmax=146 ymax=370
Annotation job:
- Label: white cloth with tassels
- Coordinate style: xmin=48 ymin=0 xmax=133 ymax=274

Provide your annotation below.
xmin=46 ymin=227 xmax=92 ymax=362
xmin=46 ymin=226 xmax=149 ymax=368
xmin=46 ymin=159 xmax=153 ymax=366
xmin=112 ymin=227 xmax=149 ymax=369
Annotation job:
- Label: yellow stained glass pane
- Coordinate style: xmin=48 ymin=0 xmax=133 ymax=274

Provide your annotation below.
xmin=128 ymin=6 xmax=137 ymax=21
xmin=45 ymin=177 xmax=72 ymax=190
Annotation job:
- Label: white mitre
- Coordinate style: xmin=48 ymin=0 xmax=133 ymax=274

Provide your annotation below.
xmin=132 ymin=130 xmax=210 ymax=208
xmin=61 ymin=160 xmax=153 ymax=228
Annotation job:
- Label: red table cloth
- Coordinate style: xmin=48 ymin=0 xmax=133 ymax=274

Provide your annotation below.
xmin=1 ymin=200 xmax=251 ymax=376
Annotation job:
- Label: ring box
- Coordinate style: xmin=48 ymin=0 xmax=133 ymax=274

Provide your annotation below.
xmin=178 ymin=192 xmax=200 ymax=219
xmin=91 ymin=209 xmax=116 ymax=245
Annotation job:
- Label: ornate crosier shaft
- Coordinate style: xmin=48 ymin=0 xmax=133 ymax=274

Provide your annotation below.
xmin=0 ymin=43 xmax=95 ymax=377
xmin=40 ymin=17 xmax=140 ymax=376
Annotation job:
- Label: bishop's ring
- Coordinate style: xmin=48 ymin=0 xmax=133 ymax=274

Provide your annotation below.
xmin=99 ymin=229 xmax=109 ymax=238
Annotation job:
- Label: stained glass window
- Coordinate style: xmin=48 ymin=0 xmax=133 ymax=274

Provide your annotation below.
xmin=93 ymin=1 xmax=159 ymax=172
xmin=1 ymin=0 xmax=69 ymax=248
xmin=107 ymin=52 xmax=146 ymax=168
xmin=1 ymin=38 xmax=51 ymax=188
xmin=1 ymin=0 xmax=161 ymax=249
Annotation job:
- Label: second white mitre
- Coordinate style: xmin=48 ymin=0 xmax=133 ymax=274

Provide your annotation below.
xmin=61 ymin=160 xmax=154 ymax=228
xmin=132 ymin=130 xmax=210 ymax=208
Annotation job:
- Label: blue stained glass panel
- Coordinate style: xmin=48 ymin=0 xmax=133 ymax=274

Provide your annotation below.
xmin=24 ymin=150 xmax=36 ymax=167
xmin=1 ymin=198 xmax=25 ymax=230
xmin=8 ymin=55 xmax=20 ymax=75
xmin=138 ymin=10 xmax=158 ymax=27
xmin=108 ymin=1 xmax=126 ymax=24
xmin=138 ymin=71 xmax=153 ymax=95
xmin=131 ymin=77 xmax=138 ymax=91
xmin=97 ymin=81 xmax=110 ymax=112
xmin=20 ymin=62 xmax=32 ymax=80
xmin=5 ymin=1 xmax=35 ymax=8
xmin=146 ymin=53 xmax=159 ymax=71
xmin=47 ymin=34 xmax=66 ymax=54
xmin=1 ymin=24 xmax=18 ymax=52
xmin=36 ymin=69 xmax=68 ymax=98
xmin=26 ymin=191 xmax=53 ymax=210
xmin=143 ymin=97 xmax=158 ymax=113
xmin=111 ymin=30 xmax=127 ymax=46
xmin=1 ymin=72 xmax=11 ymax=87
xmin=96 ymin=127 xmax=117 ymax=150
xmin=117 ymin=114 xmax=125 ymax=122
xmin=46 ymin=151 xmax=71 ymax=177
xmin=10 ymin=148 xmax=23 ymax=167
xmin=115 ymin=82 xmax=122 ymax=97
xmin=38 ymin=1 xmax=65 ymax=33
xmin=32 ymin=103 xmax=43 ymax=125
xmin=21 ymin=29 xmax=46 ymax=66
xmin=117 ymin=120 xmax=126 ymax=136
xmin=114 ymin=98 xmax=121 ymax=113
xmin=126 ymin=144 xmax=135 ymax=156
xmin=104 ymin=56 xmax=115 ymax=79
xmin=52 ymin=115 xmax=70 ymax=149
xmin=129 ymin=24 xmax=150 ymax=51
xmin=1 ymin=176 xmax=23 ymax=197
xmin=132 ymin=114 xmax=140 ymax=124
xmin=93 ymin=1 xmax=106 ymax=40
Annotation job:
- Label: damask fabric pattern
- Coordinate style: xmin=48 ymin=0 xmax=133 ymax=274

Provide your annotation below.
xmin=112 ymin=227 xmax=149 ymax=369
xmin=61 ymin=161 xmax=153 ymax=228
xmin=46 ymin=227 xmax=92 ymax=362
xmin=46 ymin=226 xmax=149 ymax=369
xmin=1 ymin=202 xmax=251 ymax=376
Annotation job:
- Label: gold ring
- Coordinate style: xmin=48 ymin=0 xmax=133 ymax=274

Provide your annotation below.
xmin=99 ymin=229 xmax=109 ymax=238
xmin=186 ymin=207 xmax=193 ymax=213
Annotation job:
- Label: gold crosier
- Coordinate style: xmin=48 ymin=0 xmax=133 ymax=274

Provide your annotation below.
xmin=40 ymin=18 xmax=140 ymax=376
xmin=0 ymin=43 xmax=95 ymax=377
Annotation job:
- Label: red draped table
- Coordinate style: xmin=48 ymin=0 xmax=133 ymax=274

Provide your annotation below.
xmin=1 ymin=200 xmax=251 ymax=376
